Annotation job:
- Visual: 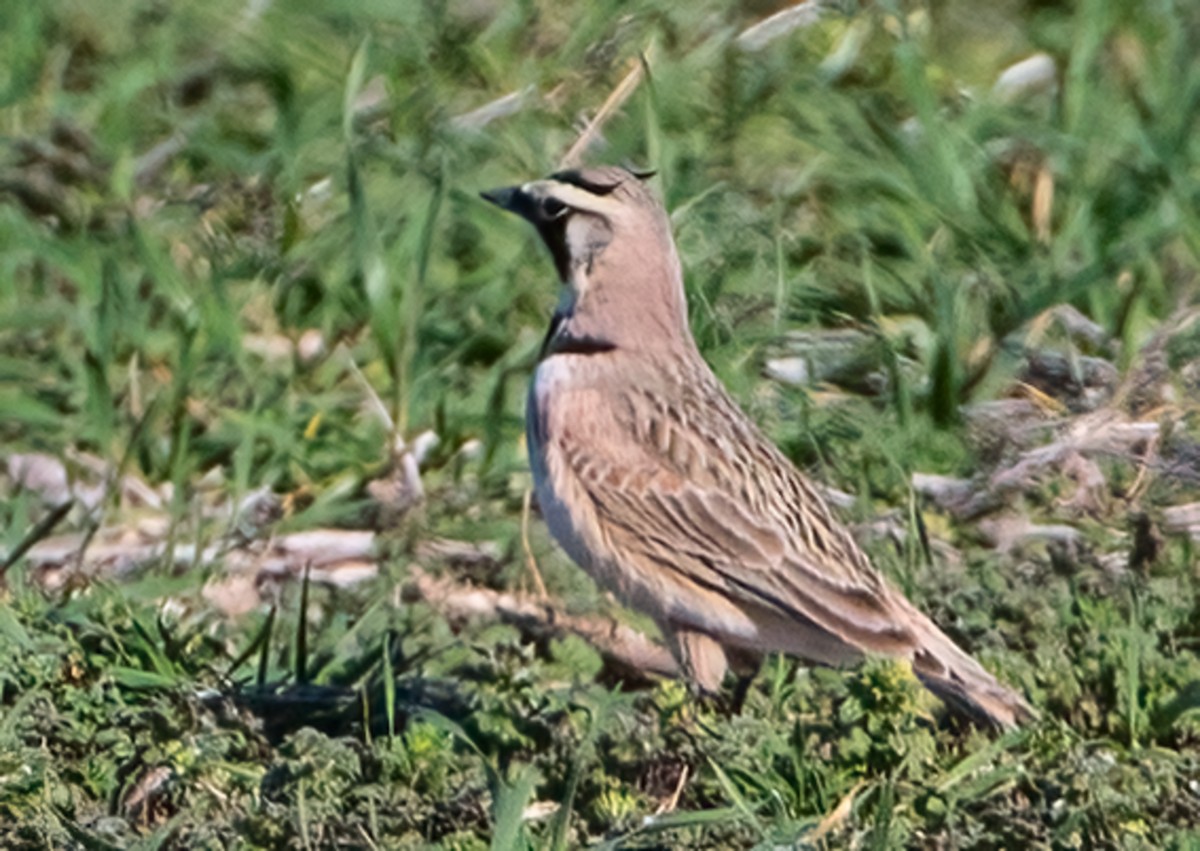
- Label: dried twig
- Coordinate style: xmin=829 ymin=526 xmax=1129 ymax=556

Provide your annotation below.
xmin=736 ymin=0 xmax=825 ymax=52
xmin=340 ymin=343 xmax=394 ymax=433
xmin=0 ymin=500 xmax=73 ymax=582
xmin=404 ymin=565 xmax=678 ymax=681
xmin=808 ymin=781 xmax=864 ymax=844
xmin=559 ymin=49 xmax=653 ymax=169
xmin=451 ymin=87 xmax=536 ymax=133
xmin=135 ymin=131 xmax=189 ymax=187
xmin=990 ymin=416 xmax=1159 ymax=494
xmin=1125 ymin=432 xmax=1160 ymax=505
xmin=654 ymin=764 xmax=689 ymax=816
xmin=1163 ymin=503 xmax=1200 ymax=541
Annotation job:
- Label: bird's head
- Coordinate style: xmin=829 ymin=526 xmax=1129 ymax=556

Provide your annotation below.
xmin=482 ymin=166 xmax=692 ymax=352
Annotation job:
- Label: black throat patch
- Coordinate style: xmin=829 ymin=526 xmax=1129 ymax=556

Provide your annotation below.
xmin=539 ymin=311 xmax=617 ymax=359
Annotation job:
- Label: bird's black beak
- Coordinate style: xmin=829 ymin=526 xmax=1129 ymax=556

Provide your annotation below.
xmin=481 ymin=185 xmax=524 ymax=214
xmin=481 ymin=183 xmax=571 ymax=280
xmin=482 ymin=184 xmax=558 ymax=228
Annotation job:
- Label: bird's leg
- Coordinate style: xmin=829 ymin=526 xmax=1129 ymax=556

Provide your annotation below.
xmin=724 ymin=647 xmax=764 ymax=715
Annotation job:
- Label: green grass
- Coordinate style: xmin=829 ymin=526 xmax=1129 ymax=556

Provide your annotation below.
xmin=3 ymin=0 xmax=1200 ymax=847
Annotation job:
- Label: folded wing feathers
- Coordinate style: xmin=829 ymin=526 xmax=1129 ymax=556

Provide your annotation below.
xmin=567 ymin=437 xmax=920 ymax=655
xmin=555 ymin=374 xmax=1029 ymax=727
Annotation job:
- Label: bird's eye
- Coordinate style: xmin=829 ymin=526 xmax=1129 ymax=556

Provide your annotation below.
xmin=539 ymin=197 xmax=569 ymax=220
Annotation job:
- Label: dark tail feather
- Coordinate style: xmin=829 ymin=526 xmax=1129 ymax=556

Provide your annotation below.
xmin=909 ymin=615 xmax=1035 ymax=729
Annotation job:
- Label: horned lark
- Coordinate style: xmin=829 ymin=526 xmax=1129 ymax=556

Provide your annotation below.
xmin=483 ymin=166 xmax=1032 ymax=727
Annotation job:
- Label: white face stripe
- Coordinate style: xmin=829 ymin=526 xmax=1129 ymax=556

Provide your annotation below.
xmin=530 ymin=180 xmax=625 ymax=218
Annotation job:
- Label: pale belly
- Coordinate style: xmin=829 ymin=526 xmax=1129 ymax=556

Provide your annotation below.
xmin=526 ymin=358 xmax=603 ymax=579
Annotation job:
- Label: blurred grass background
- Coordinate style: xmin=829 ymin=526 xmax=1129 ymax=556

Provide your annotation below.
xmin=2 ymin=0 xmax=1200 ymax=847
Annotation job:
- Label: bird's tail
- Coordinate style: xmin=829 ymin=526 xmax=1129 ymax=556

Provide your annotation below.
xmin=906 ymin=607 xmax=1035 ymax=729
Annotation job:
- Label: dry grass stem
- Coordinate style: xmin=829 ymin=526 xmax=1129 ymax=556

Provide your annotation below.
xmin=736 ymin=0 xmax=825 ymax=51
xmin=559 ymin=49 xmax=653 ymax=169
xmin=521 ymin=488 xmax=549 ymax=599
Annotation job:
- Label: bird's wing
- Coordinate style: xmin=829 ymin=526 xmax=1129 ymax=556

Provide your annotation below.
xmin=553 ymin=380 xmax=920 ymax=657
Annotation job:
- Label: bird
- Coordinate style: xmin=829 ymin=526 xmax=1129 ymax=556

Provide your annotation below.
xmin=482 ymin=165 xmax=1033 ymax=728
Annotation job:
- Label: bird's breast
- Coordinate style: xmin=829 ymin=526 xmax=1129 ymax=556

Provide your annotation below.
xmin=526 ymin=356 xmax=603 ymax=573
